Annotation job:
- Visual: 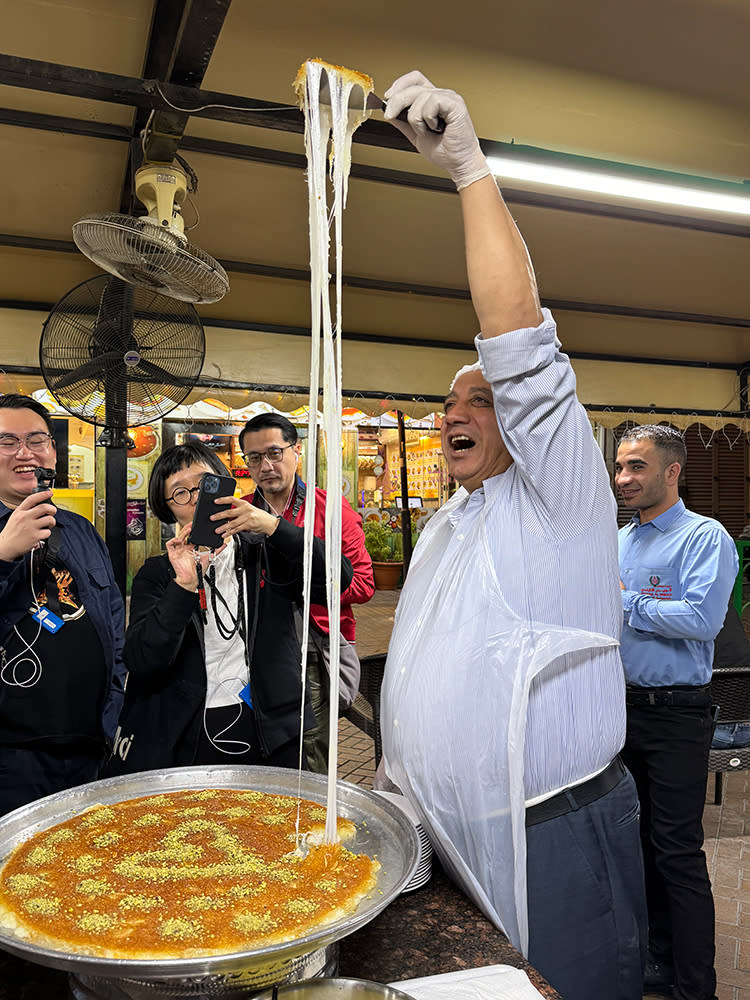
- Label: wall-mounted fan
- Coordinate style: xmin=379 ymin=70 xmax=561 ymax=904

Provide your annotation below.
xmin=40 ymin=275 xmax=207 ymax=593
xmin=40 ymin=275 xmax=206 ymax=428
xmin=72 ymin=162 xmax=229 ymax=305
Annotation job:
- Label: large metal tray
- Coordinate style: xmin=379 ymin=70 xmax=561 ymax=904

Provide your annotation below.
xmin=0 ymin=765 xmax=420 ymax=984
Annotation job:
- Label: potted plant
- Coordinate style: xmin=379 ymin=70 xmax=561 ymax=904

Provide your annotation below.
xmin=363 ymin=520 xmax=403 ymax=590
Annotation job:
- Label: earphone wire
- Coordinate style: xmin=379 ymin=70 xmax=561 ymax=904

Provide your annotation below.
xmin=1 ymin=550 xmax=44 ymax=688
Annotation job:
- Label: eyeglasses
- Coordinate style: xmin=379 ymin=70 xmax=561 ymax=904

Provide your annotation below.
xmin=167 ymin=486 xmax=201 ymax=506
xmin=0 ymin=432 xmax=54 ymax=454
xmin=242 ymin=444 xmax=294 ymax=469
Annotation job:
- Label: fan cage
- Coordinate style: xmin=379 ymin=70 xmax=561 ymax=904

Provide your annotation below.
xmin=72 ymin=214 xmax=229 ymax=305
xmin=40 ymin=276 xmax=206 ymax=428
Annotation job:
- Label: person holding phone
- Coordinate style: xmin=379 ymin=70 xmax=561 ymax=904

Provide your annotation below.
xmin=106 ymin=441 xmax=353 ymax=775
xmin=0 ymin=394 xmax=126 ymax=816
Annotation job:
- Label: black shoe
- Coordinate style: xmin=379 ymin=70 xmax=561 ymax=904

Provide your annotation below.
xmin=644 ymin=956 xmax=674 ymax=994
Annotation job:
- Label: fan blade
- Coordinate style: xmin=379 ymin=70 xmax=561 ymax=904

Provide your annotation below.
xmin=48 ymin=353 xmax=121 ymax=390
xmin=131 ymin=357 xmax=203 ymax=388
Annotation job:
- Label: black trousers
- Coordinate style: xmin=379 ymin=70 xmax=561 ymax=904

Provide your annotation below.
xmin=621 ymin=698 xmax=716 ymax=1000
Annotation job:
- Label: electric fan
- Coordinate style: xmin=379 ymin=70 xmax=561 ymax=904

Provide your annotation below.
xmin=72 ymin=163 xmax=229 ymax=305
xmin=39 ymin=275 xmax=206 ymax=428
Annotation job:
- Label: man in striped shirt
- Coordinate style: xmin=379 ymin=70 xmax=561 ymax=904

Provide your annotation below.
xmin=379 ymin=72 xmax=647 ymax=1000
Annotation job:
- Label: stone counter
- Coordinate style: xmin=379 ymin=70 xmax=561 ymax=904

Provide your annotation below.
xmin=339 ymin=864 xmax=561 ymax=998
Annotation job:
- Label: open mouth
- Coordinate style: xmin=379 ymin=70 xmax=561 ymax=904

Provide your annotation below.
xmin=448 ymin=434 xmax=475 ymax=454
xmin=14 ymin=465 xmax=38 ymax=476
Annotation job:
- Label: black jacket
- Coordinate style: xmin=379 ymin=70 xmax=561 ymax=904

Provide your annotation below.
xmin=106 ymin=519 xmax=352 ymax=774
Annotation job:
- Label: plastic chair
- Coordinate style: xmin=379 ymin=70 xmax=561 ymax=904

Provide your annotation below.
xmin=708 ymin=664 xmax=750 ymax=804
xmin=344 ymin=653 xmax=386 ymax=768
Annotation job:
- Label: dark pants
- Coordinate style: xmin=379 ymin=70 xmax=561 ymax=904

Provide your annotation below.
xmin=303 ymin=652 xmax=330 ymax=774
xmin=622 ymin=699 xmax=716 ymax=1000
xmin=526 ymin=766 xmax=647 ymax=1000
xmin=0 ymin=746 xmax=101 ymax=818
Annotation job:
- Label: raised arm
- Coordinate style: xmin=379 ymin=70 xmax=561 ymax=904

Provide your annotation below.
xmin=384 ymin=71 xmax=542 ymax=337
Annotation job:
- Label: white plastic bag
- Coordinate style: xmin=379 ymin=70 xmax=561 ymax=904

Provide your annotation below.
xmin=381 ymin=488 xmax=617 ymax=954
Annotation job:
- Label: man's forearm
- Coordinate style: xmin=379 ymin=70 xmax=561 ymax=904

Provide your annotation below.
xmin=459 ymin=175 xmax=543 ymax=339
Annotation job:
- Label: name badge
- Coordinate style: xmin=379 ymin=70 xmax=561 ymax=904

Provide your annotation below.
xmin=31 ymin=607 xmax=65 ymax=633
xmin=239 ymin=683 xmax=253 ymax=709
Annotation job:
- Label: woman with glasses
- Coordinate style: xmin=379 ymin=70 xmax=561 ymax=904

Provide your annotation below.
xmin=106 ymin=441 xmax=353 ymax=776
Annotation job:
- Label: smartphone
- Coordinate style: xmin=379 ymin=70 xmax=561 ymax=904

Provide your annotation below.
xmin=188 ymin=472 xmax=236 ymax=548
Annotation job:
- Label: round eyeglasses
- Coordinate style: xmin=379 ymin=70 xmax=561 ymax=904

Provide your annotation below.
xmin=167 ymin=486 xmax=201 ymax=505
xmin=0 ymin=432 xmax=54 ymax=454
xmin=242 ymin=444 xmax=294 ymax=469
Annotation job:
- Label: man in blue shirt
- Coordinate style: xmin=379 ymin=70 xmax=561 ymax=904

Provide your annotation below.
xmin=616 ymin=424 xmax=738 ymax=1000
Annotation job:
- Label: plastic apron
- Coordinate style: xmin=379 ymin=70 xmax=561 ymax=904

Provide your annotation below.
xmin=381 ymin=488 xmax=618 ymax=955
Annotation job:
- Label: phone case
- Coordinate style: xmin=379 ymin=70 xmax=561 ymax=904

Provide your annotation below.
xmin=188 ymin=472 xmax=236 ymax=548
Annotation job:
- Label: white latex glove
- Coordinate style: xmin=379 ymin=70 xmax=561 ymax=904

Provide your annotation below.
xmin=383 ymin=71 xmax=490 ymax=191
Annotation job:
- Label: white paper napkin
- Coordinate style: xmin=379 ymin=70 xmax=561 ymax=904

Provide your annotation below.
xmin=391 ymin=964 xmax=545 ymax=999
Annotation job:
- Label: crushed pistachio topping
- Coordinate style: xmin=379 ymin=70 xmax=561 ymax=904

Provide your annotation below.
xmin=81 ymin=807 xmax=116 ymax=827
xmin=6 ymin=874 xmax=44 ymax=895
xmin=45 ymin=829 xmax=75 ymax=845
xmin=228 ymin=882 xmax=261 ymax=897
xmin=23 ymin=897 xmax=60 ymax=916
xmin=315 ymin=879 xmax=337 ymax=892
xmin=218 ymin=807 xmax=252 ymax=819
xmin=178 ymin=807 xmax=206 ymax=817
xmin=134 ymin=813 xmax=164 ymax=827
xmin=25 ymin=846 xmax=55 ymax=867
xmin=77 ymin=912 xmax=116 ymax=934
xmin=185 ymin=894 xmax=228 ymax=912
xmin=286 ymin=898 xmax=318 ymax=915
xmin=309 ymin=807 xmax=327 ymax=821
xmin=76 ymin=878 xmax=110 ymax=897
xmin=160 ymin=917 xmax=202 ymax=941
xmin=92 ymin=831 xmax=120 ymax=848
xmin=232 ymin=912 xmax=275 ymax=933
xmin=119 ymin=893 xmax=164 ymax=912
xmin=70 ymin=854 xmax=103 ymax=874
xmin=260 ymin=813 xmax=288 ymax=826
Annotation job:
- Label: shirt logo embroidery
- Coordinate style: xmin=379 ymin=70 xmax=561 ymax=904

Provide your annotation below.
xmin=649 ymin=575 xmax=660 ymax=586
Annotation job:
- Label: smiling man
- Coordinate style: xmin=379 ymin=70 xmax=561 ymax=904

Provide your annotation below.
xmin=615 ymin=425 xmax=738 ymax=1000
xmin=0 ymin=394 xmax=126 ymax=816
xmin=376 ymin=73 xmax=647 ymax=1000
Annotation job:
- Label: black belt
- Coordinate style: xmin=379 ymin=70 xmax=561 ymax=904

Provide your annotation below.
xmin=626 ymin=684 xmax=711 ymax=707
xmin=526 ymin=756 xmax=626 ymax=827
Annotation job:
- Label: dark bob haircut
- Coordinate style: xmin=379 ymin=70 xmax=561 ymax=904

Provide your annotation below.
xmin=0 ymin=393 xmax=56 ymax=438
xmin=239 ymin=412 xmax=298 ymax=455
xmin=148 ymin=441 xmax=230 ymax=524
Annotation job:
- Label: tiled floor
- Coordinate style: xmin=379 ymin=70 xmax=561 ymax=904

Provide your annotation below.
xmin=346 ymin=586 xmax=750 ymax=999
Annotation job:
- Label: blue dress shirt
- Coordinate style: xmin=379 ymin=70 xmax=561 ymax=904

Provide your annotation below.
xmin=619 ymin=499 xmax=738 ymax=687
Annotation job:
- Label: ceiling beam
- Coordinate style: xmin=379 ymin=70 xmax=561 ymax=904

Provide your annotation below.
xmin=1 ymin=100 xmax=748 ymax=240
xmin=140 ymin=0 xmax=233 ymax=164
xmin=120 ymin=0 xmax=192 ymax=213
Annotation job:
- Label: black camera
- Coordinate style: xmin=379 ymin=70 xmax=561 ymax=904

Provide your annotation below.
xmin=202 ymin=475 xmax=221 ymax=495
xmin=32 ymin=467 xmax=56 ymax=493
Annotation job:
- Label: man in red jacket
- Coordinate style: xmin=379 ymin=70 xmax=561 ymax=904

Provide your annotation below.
xmin=239 ymin=413 xmax=375 ymax=771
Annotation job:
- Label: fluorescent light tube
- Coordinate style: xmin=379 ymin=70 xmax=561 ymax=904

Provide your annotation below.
xmin=485 ymin=154 xmax=750 ymax=217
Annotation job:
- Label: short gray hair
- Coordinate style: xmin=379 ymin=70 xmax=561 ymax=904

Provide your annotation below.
xmin=449 ymin=361 xmax=482 ymax=391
